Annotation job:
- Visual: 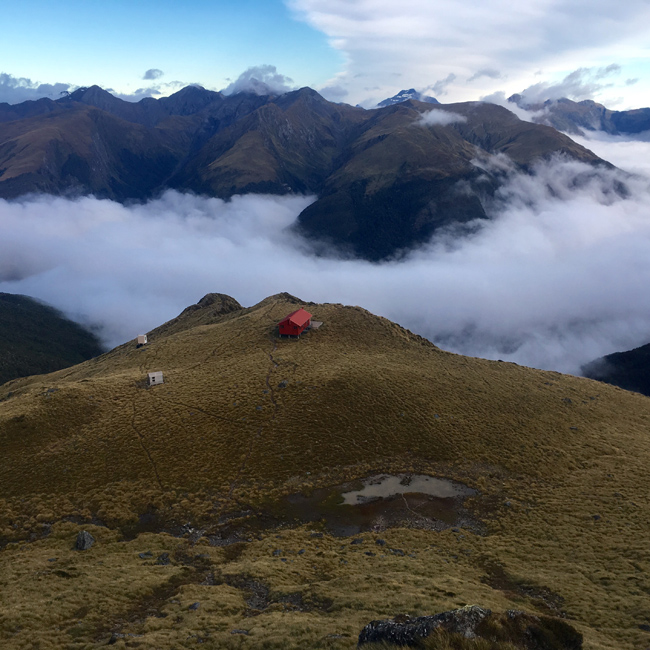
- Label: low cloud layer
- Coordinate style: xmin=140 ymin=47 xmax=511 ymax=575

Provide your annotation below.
xmin=2 ymin=142 xmax=650 ymax=376
xmin=222 ymin=65 xmax=295 ymax=96
xmin=418 ymin=109 xmax=466 ymax=126
xmin=110 ymin=80 xmax=189 ymax=102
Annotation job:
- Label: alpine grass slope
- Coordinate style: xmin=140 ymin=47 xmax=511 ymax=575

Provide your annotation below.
xmin=0 ymin=293 xmax=648 ymax=648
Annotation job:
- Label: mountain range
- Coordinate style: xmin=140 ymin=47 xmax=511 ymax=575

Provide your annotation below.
xmin=0 ymin=85 xmax=605 ymax=259
xmin=1 ymin=292 xmax=649 ymax=648
xmin=508 ymin=95 xmax=650 ymax=136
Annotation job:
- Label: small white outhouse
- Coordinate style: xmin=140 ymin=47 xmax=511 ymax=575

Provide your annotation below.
xmin=137 ymin=334 xmax=148 ymax=346
xmin=148 ymin=371 xmax=163 ymax=386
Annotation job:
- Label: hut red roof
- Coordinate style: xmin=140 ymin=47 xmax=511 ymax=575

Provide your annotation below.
xmin=278 ymin=308 xmax=312 ymax=336
xmin=279 ymin=308 xmax=312 ymax=329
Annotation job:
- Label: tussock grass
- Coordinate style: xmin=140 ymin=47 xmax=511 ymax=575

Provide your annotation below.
xmin=1 ymin=295 xmax=649 ymax=648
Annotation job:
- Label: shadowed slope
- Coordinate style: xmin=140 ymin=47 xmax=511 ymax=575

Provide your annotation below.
xmin=295 ymin=101 xmax=603 ymax=259
xmin=582 ymin=341 xmax=650 ymax=396
xmin=0 ymin=293 xmax=103 ymax=385
xmin=0 ymin=105 xmax=188 ymax=200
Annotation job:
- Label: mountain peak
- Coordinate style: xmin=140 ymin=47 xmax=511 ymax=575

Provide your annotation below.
xmin=377 ymin=88 xmax=439 ymax=108
xmin=62 ymin=85 xmax=117 ymax=105
xmin=167 ymin=84 xmax=216 ymax=99
xmin=159 ymin=85 xmax=223 ymax=114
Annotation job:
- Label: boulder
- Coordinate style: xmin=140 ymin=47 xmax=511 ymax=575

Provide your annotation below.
xmin=74 ymin=530 xmax=95 ymax=551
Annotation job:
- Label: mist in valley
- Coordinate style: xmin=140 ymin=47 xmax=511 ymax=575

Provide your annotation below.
xmin=1 ymin=134 xmax=650 ymax=375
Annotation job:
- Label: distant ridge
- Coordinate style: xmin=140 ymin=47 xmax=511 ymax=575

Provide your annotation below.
xmin=508 ymin=94 xmax=650 ymax=136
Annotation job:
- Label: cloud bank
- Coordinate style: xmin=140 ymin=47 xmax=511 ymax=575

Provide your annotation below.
xmin=516 ymin=65 xmax=623 ymax=106
xmin=222 ymin=65 xmax=295 ymax=96
xmin=418 ymin=109 xmax=466 ymax=126
xmin=2 ymin=142 xmax=650 ymax=375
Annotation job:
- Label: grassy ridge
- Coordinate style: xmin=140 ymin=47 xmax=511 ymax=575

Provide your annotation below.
xmin=0 ymin=294 xmax=649 ymax=648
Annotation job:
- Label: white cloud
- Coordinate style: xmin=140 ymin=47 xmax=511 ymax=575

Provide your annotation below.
xmin=318 ymin=84 xmax=349 ymax=102
xmin=0 ymin=72 xmax=192 ymax=105
xmin=2 ymin=142 xmax=650 ymax=376
xmin=479 ymin=91 xmax=545 ymax=123
xmin=143 ymin=69 xmax=164 ymax=81
xmin=0 ymin=72 xmax=74 ymax=104
xmin=285 ymin=0 xmax=650 ymax=109
xmin=222 ymin=65 xmax=295 ymax=96
xmin=516 ymin=64 xmax=622 ymax=106
xmin=418 ymin=109 xmax=466 ymax=126
xmin=428 ymin=74 xmax=456 ymax=97
xmin=571 ymin=131 xmax=650 ymax=176
xmin=109 ymin=80 xmax=187 ymax=102
xmin=468 ymin=69 xmax=503 ymax=82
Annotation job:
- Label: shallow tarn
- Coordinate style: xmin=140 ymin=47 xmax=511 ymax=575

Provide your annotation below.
xmin=210 ymin=474 xmax=481 ymax=543
xmin=341 ymin=474 xmax=474 ymax=504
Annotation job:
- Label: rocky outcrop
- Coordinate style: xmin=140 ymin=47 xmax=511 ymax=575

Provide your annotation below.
xmin=358 ymin=606 xmax=490 ymax=646
xmin=358 ymin=606 xmax=583 ymax=649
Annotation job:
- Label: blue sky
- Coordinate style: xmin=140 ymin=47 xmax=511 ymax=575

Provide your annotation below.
xmin=1 ymin=0 xmax=649 ymax=109
xmin=1 ymin=0 xmax=341 ymax=97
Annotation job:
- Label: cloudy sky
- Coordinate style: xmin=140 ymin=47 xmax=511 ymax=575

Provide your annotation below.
xmin=1 ymin=0 xmax=649 ymax=108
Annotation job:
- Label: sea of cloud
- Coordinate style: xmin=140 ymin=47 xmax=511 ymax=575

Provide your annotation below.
xmin=2 ymin=138 xmax=650 ymax=375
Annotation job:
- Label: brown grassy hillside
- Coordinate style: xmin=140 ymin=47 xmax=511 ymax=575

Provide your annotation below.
xmin=0 ymin=294 xmax=648 ymax=649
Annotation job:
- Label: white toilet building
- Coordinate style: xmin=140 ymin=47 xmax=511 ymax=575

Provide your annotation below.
xmin=148 ymin=371 xmax=163 ymax=386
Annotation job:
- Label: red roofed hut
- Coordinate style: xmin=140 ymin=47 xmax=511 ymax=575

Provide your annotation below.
xmin=278 ymin=308 xmax=312 ymax=337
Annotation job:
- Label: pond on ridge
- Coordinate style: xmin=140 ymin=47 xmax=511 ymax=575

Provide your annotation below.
xmin=210 ymin=474 xmax=481 ymax=544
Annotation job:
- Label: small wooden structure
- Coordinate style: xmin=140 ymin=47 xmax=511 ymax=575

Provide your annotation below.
xmin=278 ymin=308 xmax=312 ymax=337
xmin=148 ymin=371 xmax=163 ymax=386
xmin=137 ymin=334 xmax=147 ymax=347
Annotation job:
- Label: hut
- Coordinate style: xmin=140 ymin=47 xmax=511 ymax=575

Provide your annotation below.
xmin=148 ymin=371 xmax=163 ymax=386
xmin=137 ymin=334 xmax=147 ymax=346
xmin=278 ymin=308 xmax=312 ymax=337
